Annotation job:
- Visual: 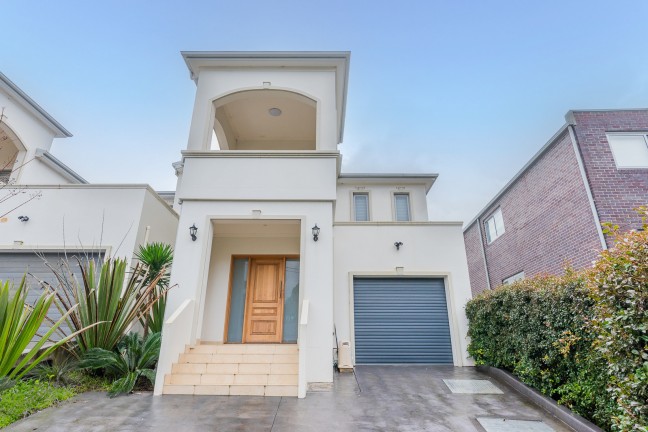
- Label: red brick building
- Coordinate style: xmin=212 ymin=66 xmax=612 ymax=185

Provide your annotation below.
xmin=464 ymin=109 xmax=648 ymax=295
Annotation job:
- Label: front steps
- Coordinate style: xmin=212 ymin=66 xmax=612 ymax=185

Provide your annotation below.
xmin=163 ymin=343 xmax=298 ymax=397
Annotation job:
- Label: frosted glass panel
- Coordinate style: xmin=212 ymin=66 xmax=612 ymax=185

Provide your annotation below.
xmin=394 ymin=193 xmax=411 ymax=221
xmin=607 ymin=134 xmax=648 ymax=168
xmin=227 ymin=258 xmax=249 ymax=343
xmin=354 ymin=193 xmax=369 ymax=221
xmin=283 ymin=259 xmax=300 ymax=343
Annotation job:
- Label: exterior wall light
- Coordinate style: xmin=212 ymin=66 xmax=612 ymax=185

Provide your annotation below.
xmin=189 ymin=224 xmax=198 ymax=241
xmin=18 ymin=216 xmax=29 ymax=222
xmin=312 ymin=224 xmax=320 ymax=242
xmin=394 ymin=241 xmax=403 ymax=250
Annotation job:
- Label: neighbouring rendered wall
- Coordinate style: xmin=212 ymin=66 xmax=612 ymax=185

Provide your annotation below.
xmin=134 ymin=190 xmax=179 ymax=251
xmin=0 ymin=186 xmax=176 ymax=263
xmin=333 ymin=223 xmax=473 ymax=366
xmin=200 ymin=236 xmax=300 ymax=342
xmin=335 ymin=183 xmax=429 ymax=222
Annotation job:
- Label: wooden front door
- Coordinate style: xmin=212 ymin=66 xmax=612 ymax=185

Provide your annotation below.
xmin=243 ymin=258 xmax=284 ymax=343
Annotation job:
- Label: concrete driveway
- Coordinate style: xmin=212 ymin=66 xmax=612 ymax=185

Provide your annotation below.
xmin=6 ymin=366 xmax=571 ymax=431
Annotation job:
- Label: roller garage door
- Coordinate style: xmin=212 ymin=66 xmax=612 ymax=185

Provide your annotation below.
xmin=0 ymin=251 xmax=102 ymax=342
xmin=353 ymin=278 xmax=453 ymax=364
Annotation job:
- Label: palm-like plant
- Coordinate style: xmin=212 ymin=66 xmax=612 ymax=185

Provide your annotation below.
xmin=49 ymin=257 xmax=165 ymax=354
xmin=80 ymin=332 xmax=161 ymax=397
xmin=0 ymin=278 xmax=85 ymax=381
xmin=135 ymin=243 xmax=173 ymax=335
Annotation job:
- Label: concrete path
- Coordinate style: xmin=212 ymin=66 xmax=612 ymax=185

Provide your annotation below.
xmin=6 ymin=366 xmax=572 ymax=431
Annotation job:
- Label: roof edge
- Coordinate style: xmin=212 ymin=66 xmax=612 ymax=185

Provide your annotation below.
xmin=338 ymin=173 xmax=438 ymax=193
xmin=0 ymin=72 xmax=72 ymax=138
xmin=463 ymin=124 xmax=570 ymax=232
xmin=34 ymin=149 xmax=87 ymax=183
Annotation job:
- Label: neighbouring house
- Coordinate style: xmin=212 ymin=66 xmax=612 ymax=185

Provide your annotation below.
xmin=155 ymin=51 xmax=474 ymax=398
xmin=463 ymin=109 xmax=648 ymax=296
xmin=0 ymin=72 xmax=178 ymax=335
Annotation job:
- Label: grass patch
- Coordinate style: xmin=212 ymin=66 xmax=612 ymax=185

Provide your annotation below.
xmin=0 ymin=380 xmax=75 ymax=428
xmin=0 ymin=373 xmax=112 ymax=428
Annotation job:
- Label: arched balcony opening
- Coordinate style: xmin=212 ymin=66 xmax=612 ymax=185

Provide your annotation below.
xmin=0 ymin=123 xmax=25 ymax=184
xmin=211 ymin=90 xmax=316 ymax=151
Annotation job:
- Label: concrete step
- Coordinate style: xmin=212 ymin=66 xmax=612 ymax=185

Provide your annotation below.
xmin=163 ymin=343 xmax=299 ymax=397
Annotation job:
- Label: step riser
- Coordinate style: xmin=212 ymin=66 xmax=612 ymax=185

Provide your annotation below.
xmin=163 ymin=385 xmax=297 ymax=397
xmin=165 ymin=344 xmax=300 ymax=397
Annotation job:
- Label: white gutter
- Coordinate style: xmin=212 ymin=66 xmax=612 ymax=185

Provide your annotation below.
xmin=34 ymin=149 xmax=87 ymax=184
xmin=567 ymin=125 xmax=607 ymax=250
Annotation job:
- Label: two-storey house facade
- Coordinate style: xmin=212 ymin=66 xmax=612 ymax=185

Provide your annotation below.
xmin=155 ymin=52 xmax=473 ymax=398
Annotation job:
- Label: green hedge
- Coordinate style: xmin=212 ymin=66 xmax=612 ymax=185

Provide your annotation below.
xmin=466 ymin=225 xmax=648 ymax=432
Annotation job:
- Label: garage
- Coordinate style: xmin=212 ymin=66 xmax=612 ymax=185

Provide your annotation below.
xmin=0 ymin=251 xmax=102 ymax=340
xmin=353 ymin=277 xmax=453 ymax=364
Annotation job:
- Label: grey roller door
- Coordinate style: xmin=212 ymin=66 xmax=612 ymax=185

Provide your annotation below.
xmin=0 ymin=251 xmax=102 ymax=344
xmin=353 ymin=278 xmax=453 ymax=364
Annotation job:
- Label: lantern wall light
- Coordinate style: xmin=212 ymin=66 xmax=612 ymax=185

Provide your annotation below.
xmin=189 ymin=224 xmax=198 ymax=241
xmin=312 ymin=224 xmax=320 ymax=242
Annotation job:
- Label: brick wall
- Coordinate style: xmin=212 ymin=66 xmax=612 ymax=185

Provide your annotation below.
xmin=571 ymin=110 xmax=648 ymax=243
xmin=463 ymin=129 xmax=603 ymax=295
xmin=463 ymin=223 xmax=488 ymax=295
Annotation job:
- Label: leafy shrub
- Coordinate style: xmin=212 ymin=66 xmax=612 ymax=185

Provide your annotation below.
xmin=466 ymin=225 xmax=648 ymax=432
xmin=0 ymin=278 xmax=85 ymax=381
xmin=0 ymin=379 xmax=74 ymax=428
xmin=590 ymin=226 xmax=648 ymax=430
xmin=135 ymin=242 xmax=173 ymax=335
xmin=50 ymin=258 xmax=165 ymax=354
xmin=80 ymin=332 xmax=161 ymax=397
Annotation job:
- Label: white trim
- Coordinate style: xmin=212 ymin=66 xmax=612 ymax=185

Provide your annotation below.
xmin=568 ymin=126 xmax=607 ymax=250
xmin=335 ymin=221 xmax=463 ymax=227
xmin=476 ymin=218 xmax=492 ymax=290
xmin=347 ymin=271 xmax=463 ymax=367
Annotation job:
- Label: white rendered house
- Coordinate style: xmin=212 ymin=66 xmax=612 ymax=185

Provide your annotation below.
xmin=0 ymin=72 xmax=178 ymax=319
xmin=155 ymin=52 xmax=473 ymax=398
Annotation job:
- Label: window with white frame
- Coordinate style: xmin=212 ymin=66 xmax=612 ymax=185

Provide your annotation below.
xmin=394 ymin=193 xmax=411 ymax=222
xmin=502 ymin=271 xmax=524 ymax=285
xmin=485 ymin=208 xmax=505 ymax=243
xmin=353 ymin=192 xmax=370 ymax=221
xmin=607 ymin=133 xmax=648 ymax=169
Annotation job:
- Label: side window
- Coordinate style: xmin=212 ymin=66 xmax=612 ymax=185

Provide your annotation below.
xmin=394 ymin=193 xmax=411 ymax=222
xmin=353 ymin=193 xmax=370 ymax=222
xmin=485 ymin=208 xmax=505 ymax=243
xmin=502 ymin=271 xmax=524 ymax=285
xmin=607 ymin=134 xmax=648 ymax=168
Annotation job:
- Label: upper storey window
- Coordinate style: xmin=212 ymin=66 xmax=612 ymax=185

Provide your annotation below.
xmin=211 ymin=90 xmax=316 ymax=151
xmin=485 ymin=208 xmax=505 ymax=243
xmin=607 ymin=133 xmax=648 ymax=169
xmin=394 ymin=193 xmax=411 ymax=222
xmin=353 ymin=193 xmax=370 ymax=222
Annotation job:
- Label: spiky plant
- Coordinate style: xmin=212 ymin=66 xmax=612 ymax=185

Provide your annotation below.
xmin=80 ymin=332 xmax=161 ymax=397
xmin=0 ymin=278 xmax=86 ymax=381
xmin=48 ymin=257 xmax=165 ymax=354
xmin=135 ymin=243 xmax=173 ymax=335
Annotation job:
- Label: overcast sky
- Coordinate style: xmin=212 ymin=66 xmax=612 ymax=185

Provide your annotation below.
xmin=2 ymin=1 xmax=647 ymax=223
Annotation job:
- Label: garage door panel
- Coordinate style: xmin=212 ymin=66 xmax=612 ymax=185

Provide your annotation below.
xmin=353 ymin=278 xmax=453 ymax=364
xmin=0 ymin=252 xmax=102 ymax=345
